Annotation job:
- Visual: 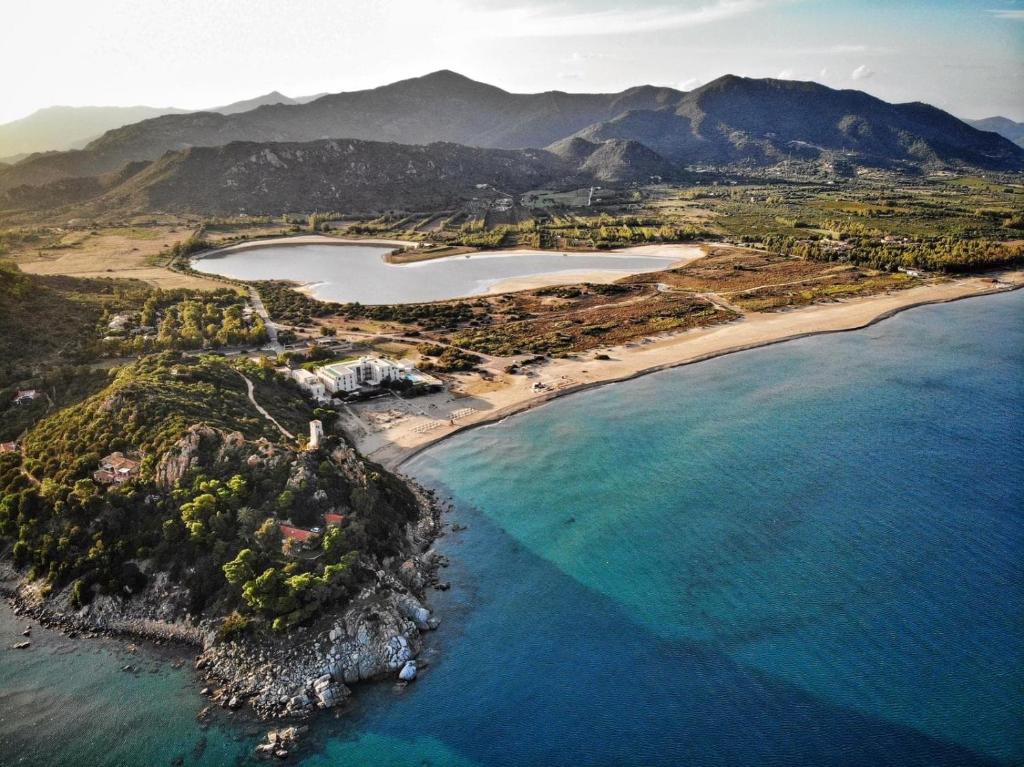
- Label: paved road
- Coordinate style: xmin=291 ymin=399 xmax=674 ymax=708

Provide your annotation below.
xmin=249 ymin=286 xmax=284 ymax=354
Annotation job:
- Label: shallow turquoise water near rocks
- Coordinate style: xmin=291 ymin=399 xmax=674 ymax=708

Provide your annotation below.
xmin=1 ymin=290 xmax=1021 ymax=766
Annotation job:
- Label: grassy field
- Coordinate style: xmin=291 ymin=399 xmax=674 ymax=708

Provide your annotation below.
xmin=309 ymin=175 xmax=1024 ymax=261
xmin=3 ymin=226 xmax=227 ymax=290
xmin=0 ymin=220 xmax=307 ymax=292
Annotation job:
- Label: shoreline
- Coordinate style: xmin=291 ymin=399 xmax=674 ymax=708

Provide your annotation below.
xmin=0 ymin=468 xmax=449 ymax=736
xmin=197 ymin=238 xmax=703 ymax=304
xmin=206 ymin=234 xmax=422 ymax=255
xmin=367 ymin=274 xmax=1023 ymax=471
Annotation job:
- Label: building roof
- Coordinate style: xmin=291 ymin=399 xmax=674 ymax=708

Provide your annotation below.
xmin=323 ymin=513 xmax=346 ymax=526
xmin=100 ymin=452 xmax=140 ymax=472
xmin=280 ymin=524 xmax=317 ymax=541
xmin=316 ymin=364 xmax=352 ymax=381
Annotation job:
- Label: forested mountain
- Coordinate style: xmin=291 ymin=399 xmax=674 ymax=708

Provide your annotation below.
xmin=569 ymin=75 xmax=1024 ymax=170
xmin=0 ymin=71 xmax=684 ymax=191
xmin=1 ymin=72 xmax=1021 ymax=216
xmin=1 ymin=140 xmax=573 ymax=216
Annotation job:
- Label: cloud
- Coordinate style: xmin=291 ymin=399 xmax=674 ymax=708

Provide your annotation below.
xmin=851 ymin=64 xmax=874 ymax=80
xmin=988 ymin=9 xmax=1024 ymax=20
xmin=777 ymin=69 xmax=795 ymax=79
xmin=484 ymin=0 xmax=789 ymax=38
xmin=560 ymin=50 xmax=618 ymax=64
xmin=785 ymin=43 xmax=870 ymax=54
xmin=679 ymin=77 xmax=704 ymax=90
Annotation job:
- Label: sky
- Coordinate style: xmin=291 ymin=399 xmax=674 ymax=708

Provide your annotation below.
xmin=2 ymin=0 xmax=1022 ymax=124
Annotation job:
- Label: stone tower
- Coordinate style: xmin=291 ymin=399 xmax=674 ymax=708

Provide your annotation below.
xmin=309 ymin=419 xmax=324 ymax=450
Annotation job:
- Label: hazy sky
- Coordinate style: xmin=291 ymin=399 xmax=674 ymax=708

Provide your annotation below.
xmin=3 ymin=0 xmax=1022 ymax=123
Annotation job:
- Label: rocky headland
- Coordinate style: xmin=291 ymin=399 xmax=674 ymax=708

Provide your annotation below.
xmin=1 ymin=414 xmax=450 ymax=757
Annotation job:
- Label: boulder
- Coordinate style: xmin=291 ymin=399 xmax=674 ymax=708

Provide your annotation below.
xmin=397 ymin=595 xmax=431 ymax=630
xmin=398 ymin=661 xmax=417 ymax=682
xmin=397 ymin=559 xmax=424 ymax=590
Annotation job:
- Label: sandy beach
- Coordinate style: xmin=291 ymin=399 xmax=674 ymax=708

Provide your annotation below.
xmin=206 ymin=234 xmax=422 ymax=255
xmin=338 ymin=272 xmax=1024 ymax=470
xmin=484 ymin=244 xmax=704 ymax=293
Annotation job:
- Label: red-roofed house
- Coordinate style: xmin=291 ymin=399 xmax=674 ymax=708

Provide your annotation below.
xmin=323 ymin=513 xmax=346 ymax=526
xmin=280 ymin=524 xmax=316 ymax=542
xmin=0 ymin=442 xmax=18 ymax=454
xmin=93 ymin=451 xmax=141 ymax=484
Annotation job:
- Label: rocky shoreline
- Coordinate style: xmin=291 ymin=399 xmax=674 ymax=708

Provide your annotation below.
xmin=193 ymin=495 xmax=447 ymax=721
xmin=1 ymin=476 xmax=451 ymax=758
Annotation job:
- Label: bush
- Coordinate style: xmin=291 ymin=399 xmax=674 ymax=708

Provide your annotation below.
xmin=217 ymin=610 xmax=250 ymax=641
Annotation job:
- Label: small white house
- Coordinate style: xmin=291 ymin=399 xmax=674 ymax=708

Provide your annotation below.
xmin=286 ymin=369 xmax=329 ymax=402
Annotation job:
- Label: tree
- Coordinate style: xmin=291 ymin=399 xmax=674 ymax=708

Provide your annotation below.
xmin=223 ymin=548 xmax=257 ymax=586
xmin=180 ymin=492 xmax=217 ymax=538
xmin=255 ymin=518 xmax=282 ymax=551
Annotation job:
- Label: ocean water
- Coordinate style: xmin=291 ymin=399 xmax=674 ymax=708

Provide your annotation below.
xmin=1 ymin=290 xmax=1021 ymax=766
xmin=191 ymin=244 xmax=679 ymax=304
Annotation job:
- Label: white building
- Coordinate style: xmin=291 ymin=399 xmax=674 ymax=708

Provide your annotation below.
xmin=280 ymin=368 xmax=329 ymax=402
xmin=315 ymin=356 xmax=407 ymax=394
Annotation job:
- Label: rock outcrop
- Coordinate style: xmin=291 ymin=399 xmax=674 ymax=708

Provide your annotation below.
xmin=195 ymin=555 xmax=439 ymax=719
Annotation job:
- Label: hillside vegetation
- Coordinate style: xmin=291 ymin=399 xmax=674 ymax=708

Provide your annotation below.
xmin=1 ymin=352 xmax=420 ymax=630
xmin=0 ymin=261 xmax=142 ymax=376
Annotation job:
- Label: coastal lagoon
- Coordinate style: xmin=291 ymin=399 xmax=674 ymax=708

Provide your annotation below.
xmin=1 ymin=290 xmax=1021 ymax=766
xmin=191 ymin=243 xmax=683 ymax=304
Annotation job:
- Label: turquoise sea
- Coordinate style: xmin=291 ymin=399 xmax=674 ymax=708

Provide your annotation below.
xmin=1 ymin=289 xmax=1021 ymax=766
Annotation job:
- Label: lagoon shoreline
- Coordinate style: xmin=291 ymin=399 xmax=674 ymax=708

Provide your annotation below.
xmin=191 ymin=236 xmax=700 ymax=303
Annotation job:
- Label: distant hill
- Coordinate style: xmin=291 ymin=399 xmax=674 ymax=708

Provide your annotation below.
xmin=966 ymin=116 xmax=1024 ymax=148
xmin=0 ymin=92 xmax=326 ymax=163
xmin=1 ymin=139 xmax=584 ymax=217
xmin=548 ymin=137 xmax=677 ymax=183
xmin=0 ymin=105 xmax=187 ymax=161
xmin=0 ymin=134 xmax=685 ymax=218
xmin=207 ymin=90 xmax=333 ymax=115
xmin=0 ymin=71 xmax=685 ymax=191
xmin=569 ymin=75 xmax=1024 ymax=171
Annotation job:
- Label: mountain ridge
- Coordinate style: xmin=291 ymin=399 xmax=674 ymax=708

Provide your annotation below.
xmin=567 ymin=75 xmax=1022 ymax=170
xmin=966 ymin=116 xmax=1024 ymax=148
xmin=1 ymin=71 xmax=1021 ymax=212
xmin=0 ymin=91 xmax=327 ymax=162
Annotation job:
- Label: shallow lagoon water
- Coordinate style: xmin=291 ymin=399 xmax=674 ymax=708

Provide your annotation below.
xmin=1 ymin=290 xmax=1021 ymax=766
xmin=191 ymin=243 xmax=680 ymax=304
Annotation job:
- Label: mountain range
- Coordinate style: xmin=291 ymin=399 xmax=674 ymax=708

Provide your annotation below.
xmin=0 ymin=91 xmax=324 ymax=162
xmin=965 ymin=116 xmax=1024 ymax=149
xmin=1 ymin=71 xmax=1021 ymax=218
